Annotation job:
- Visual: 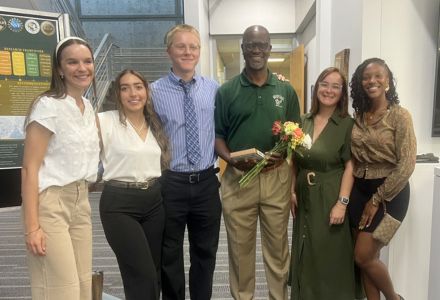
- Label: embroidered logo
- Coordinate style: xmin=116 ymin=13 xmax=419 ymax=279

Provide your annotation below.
xmin=273 ymin=95 xmax=284 ymax=108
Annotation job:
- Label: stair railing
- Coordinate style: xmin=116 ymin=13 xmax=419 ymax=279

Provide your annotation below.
xmin=111 ymin=47 xmax=170 ymax=82
xmin=85 ymin=33 xmax=119 ymax=111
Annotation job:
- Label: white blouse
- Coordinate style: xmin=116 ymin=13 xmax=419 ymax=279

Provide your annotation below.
xmin=28 ymin=95 xmax=100 ymax=192
xmin=98 ymin=110 xmax=161 ymax=182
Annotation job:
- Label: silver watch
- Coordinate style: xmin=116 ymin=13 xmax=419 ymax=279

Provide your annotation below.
xmin=338 ymin=196 xmax=350 ymax=205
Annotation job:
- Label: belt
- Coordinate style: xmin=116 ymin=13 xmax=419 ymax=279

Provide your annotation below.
xmin=261 ymin=159 xmax=284 ymax=173
xmin=105 ymin=178 xmax=158 ymax=190
xmin=303 ymin=168 xmax=343 ymax=186
xmin=166 ymin=166 xmax=219 ymax=184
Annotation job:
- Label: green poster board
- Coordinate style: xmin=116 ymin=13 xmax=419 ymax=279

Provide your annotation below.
xmin=0 ymin=7 xmax=65 ymax=169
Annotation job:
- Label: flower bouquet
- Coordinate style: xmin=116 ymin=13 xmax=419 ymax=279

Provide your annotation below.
xmin=238 ymin=120 xmax=312 ymax=188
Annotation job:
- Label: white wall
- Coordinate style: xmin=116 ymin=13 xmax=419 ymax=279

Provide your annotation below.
xmin=209 ymin=0 xmax=295 ymax=35
xmin=330 ymin=0 xmax=362 ymax=84
xmin=361 ymin=0 xmax=440 ymax=153
xmin=184 ymin=0 xmax=211 ymax=77
xmin=315 ymin=0 xmax=331 ymax=70
xmin=295 ymin=0 xmax=315 ymax=31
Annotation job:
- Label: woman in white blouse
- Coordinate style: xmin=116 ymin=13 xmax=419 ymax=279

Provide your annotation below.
xmin=21 ymin=37 xmax=100 ymax=300
xmin=97 ymin=69 xmax=170 ymax=300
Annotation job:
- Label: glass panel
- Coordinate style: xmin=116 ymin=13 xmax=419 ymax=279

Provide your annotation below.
xmin=82 ymin=20 xmax=177 ymax=48
xmin=79 ymin=0 xmax=177 ymax=16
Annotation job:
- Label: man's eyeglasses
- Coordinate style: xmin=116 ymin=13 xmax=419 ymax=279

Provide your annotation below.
xmin=243 ymin=42 xmax=270 ymax=52
xmin=173 ymin=43 xmax=200 ymax=53
xmin=318 ymin=81 xmax=343 ymax=91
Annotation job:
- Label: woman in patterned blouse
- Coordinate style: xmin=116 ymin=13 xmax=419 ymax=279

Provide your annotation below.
xmin=348 ymin=58 xmax=416 ymax=300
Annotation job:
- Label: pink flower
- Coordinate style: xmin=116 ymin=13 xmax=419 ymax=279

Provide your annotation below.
xmin=272 ymin=120 xmax=282 ymax=135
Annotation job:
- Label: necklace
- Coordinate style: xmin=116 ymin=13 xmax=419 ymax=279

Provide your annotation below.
xmin=127 ymin=118 xmax=146 ymax=134
xmin=365 ymin=107 xmax=388 ymax=122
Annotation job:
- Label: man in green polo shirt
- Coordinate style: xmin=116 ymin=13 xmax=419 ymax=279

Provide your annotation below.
xmin=214 ymin=25 xmax=300 ymax=300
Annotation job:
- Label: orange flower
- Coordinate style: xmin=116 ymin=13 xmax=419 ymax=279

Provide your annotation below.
xmin=293 ymin=127 xmax=303 ymax=138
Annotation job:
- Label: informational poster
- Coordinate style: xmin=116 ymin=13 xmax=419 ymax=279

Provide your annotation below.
xmin=0 ymin=7 xmax=63 ymax=169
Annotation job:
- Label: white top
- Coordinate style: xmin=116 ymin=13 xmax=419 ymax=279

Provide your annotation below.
xmin=98 ymin=110 xmax=161 ymax=182
xmin=28 ymin=95 xmax=100 ymax=192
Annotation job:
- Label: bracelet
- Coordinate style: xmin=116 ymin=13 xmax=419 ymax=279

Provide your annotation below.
xmin=25 ymin=226 xmax=41 ymax=236
xmin=371 ymin=195 xmax=380 ymax=207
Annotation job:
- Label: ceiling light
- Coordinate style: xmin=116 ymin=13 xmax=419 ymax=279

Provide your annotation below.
xmin=268 ymin=58 xmax=285 ymax=63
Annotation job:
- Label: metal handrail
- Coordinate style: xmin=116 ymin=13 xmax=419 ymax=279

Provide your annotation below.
xmin=85 ymin=34 xmax=119 ymax=110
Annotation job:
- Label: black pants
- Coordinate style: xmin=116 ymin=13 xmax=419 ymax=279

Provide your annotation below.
xmin=100 ymin=182 xmax=165 ymax=300
xmin=161 ymin=167 xmax=222 ymax=300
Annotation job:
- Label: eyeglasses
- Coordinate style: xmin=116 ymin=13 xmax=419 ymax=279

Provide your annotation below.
xmin=172 ymin=43 xmax=200 ymax=53
xmin=318 ymin=81 xmax=343 ymax=91
xmin=243 ymin=42 xmax=270 ymax=52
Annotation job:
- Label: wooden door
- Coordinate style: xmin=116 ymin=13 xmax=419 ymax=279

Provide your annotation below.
xmin=289 ymin=44 xmax=305 ymax=114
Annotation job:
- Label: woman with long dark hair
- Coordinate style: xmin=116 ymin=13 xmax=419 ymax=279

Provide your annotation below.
xmin=349 ymin=58 xmax=416 ymax=300
xmin=97 ymin=69 xmax=170 ymax=299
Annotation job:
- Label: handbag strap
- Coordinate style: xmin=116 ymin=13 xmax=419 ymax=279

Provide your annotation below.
xmin=382 ymin=201 xmax=387 ymax=214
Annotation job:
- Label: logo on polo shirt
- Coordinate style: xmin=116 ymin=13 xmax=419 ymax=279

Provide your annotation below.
xmin=273 ymin=95 xmax=285 ymax=108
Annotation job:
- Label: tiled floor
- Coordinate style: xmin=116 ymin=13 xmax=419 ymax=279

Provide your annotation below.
xmin=0 ymin=192 xmax=292 ymax=299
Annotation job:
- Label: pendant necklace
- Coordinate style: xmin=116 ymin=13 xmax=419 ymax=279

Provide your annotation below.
xmin=128 ymin=118 xmax=146 ymax=135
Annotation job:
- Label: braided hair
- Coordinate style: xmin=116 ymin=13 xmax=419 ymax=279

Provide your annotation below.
xmin=350 ymin=57 xmax=399 ymax=118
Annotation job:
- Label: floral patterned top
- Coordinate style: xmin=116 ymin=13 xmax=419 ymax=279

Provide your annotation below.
xmin=351 ymin=104 xmax=417 ymax=203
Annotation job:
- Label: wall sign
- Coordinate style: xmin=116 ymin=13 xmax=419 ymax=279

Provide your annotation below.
xmin=0 ymin=6 xmax=65 ymax=169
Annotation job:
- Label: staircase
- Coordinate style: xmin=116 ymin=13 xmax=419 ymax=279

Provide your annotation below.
xmin=83 ymin=35 xmax=171 ymax=112
xmin=112 ymin=48 xmax=170 ymax=83
xmin=96 ymin=47 xmax=171 ymax=112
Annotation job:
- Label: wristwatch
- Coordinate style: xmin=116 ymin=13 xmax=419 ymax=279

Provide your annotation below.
xmin=338 ymin=196 xmax=350 ymax=205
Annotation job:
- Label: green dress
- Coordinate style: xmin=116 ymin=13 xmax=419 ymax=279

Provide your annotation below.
xmin=290 ymin=111 xmax=358 ymax=300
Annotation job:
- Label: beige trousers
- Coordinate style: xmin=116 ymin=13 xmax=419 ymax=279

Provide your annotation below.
xmin=221 ymin=161 xmax=291 ymax=300
xmin=26 ymin=181 xmax=92 ymax=300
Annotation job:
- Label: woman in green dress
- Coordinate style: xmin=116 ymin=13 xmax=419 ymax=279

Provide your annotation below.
xmin=290 ymin=67 xmax=357 ymax=299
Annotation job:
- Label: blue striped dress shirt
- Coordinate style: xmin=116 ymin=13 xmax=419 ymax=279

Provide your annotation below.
xmin=151 ymin=71 xmax=219 ymax=172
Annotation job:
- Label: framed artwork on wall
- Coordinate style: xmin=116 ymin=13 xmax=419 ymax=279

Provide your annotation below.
xmin=334 ymin=48 xmax=350 ymax=82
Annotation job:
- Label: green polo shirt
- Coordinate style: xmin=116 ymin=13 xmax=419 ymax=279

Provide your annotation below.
xmin=215 ymin=70 xmax=301 ymax=152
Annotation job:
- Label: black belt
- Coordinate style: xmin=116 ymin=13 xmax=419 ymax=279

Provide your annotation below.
xmin=105 ymin=178 xmax=158 ymax=190
xmin=166 ymin=166 xmax=219 ymax=184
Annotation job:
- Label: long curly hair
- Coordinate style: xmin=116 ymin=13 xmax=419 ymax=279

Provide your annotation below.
xmin=350 ymin=57 xmax=399 ymax=117
xmin=310 ymin=67 xmax=349 ymax=117
xmin=114 ymin=69 xmax=170 ymax=170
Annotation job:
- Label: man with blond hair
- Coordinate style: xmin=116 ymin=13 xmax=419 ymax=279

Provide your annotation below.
xmin=151 ymin=24 xmax=221 ymax=300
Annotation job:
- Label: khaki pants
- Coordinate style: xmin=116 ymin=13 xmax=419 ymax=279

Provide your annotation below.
xmin=26 ymin=181 xmax=92 ymax=300
xmin=221 ymin=162 xmax=291 ymax=300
